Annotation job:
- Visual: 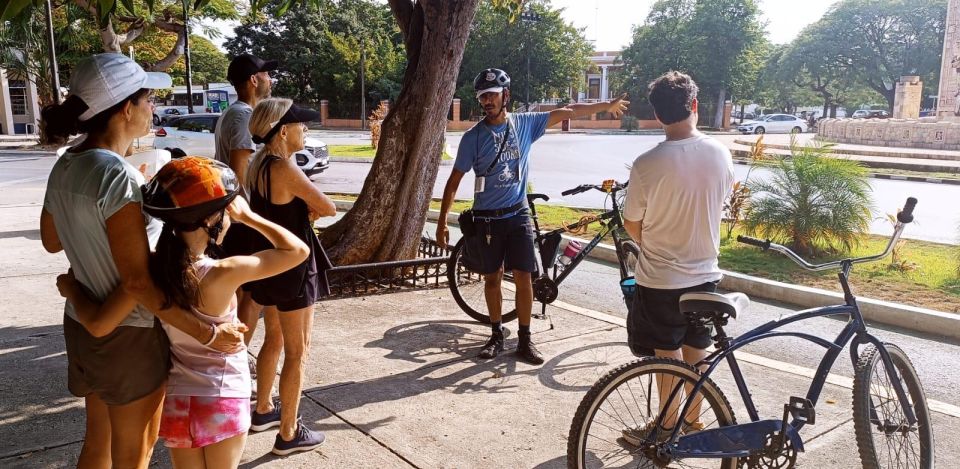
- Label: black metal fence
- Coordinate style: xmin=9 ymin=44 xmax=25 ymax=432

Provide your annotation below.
xmin=322 ymin=237 xmax=452 ymax=299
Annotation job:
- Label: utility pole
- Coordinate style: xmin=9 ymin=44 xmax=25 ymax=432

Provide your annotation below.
xmin=520 ymin=9 xmax=541 ymax=110
xmin=360 ymin=37 xmax=366 ymax=130
xmin=44 ymin=0 xmax=60 ymax=105
xmin=182 ymin=0 xmax=194 ymax=114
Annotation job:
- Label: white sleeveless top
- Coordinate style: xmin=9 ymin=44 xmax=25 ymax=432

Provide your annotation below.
xmin=162 ymin=257 xmax=251 ymax=398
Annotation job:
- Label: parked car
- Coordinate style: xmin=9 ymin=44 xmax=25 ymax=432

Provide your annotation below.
xmin=851 ymin=109 xmax=890 ymax=119
xmin=153 ymin=113 xmax=330 ymax=176
xmin=737 ymin=114 xmax=808 ymax=135
xmin=153 ymin=106 xmax=188 ymax=126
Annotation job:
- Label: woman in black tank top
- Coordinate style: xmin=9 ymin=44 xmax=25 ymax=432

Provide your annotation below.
xmin=244 ymin=98 xmax=337 ymax=454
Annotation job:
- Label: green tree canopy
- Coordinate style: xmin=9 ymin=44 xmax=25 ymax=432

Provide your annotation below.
xmin=612 ymin=0 xmax=764 ymax=126
xmin=455 ymin=0 xmax=592 ymax=118
xmin=226 ymin=0 xmax=405 ymax=117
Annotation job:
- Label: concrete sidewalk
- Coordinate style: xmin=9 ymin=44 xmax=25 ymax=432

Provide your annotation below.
xmin=1 ymin=196 xmax=958 ymax=467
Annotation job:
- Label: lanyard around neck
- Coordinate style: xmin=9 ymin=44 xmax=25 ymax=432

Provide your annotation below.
xmin=480 ymin=117 xmax=513 ymax=177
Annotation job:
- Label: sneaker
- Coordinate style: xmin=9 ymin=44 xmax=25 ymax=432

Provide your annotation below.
xmin=250 ymin=402 xmax=282 ymax=432
xmin=516 ymin=339 xmax=545 ymax=365
xmin=272 ymin=419 xmax=325 ymax=456
xmin=622 ymin=420 xmax=705 ymax=447
xmin=478 ymin=332 xmax=504 ymax=359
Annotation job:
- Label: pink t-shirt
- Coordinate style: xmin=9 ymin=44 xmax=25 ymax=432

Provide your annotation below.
xmin=162 ymin=257 xmax=250 ymax=398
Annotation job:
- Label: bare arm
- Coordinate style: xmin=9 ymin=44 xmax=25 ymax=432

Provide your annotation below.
xmin=546 ymin=94 xmax=630 ymax=127
xmin=216 ymin=198 xmax=310 ymax=288
xmin=436 ymin=169 xmax=465 ymax=248
xmin=624 ymin=219 xmax=642 ymax=245
xmin=57 ymin=271 xmax=138 ymax=337
xmin=279 ymin=157 xmax=337 ymax=217
xmin=229 ymin=149 xmax=254 ymax=188
xmin=106 ymin=203 xmax=245 ymax=352
xmin=40 ymin=209 xmax=62 ymax=253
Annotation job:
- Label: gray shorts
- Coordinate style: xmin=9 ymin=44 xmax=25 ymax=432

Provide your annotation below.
xmin=64 ymin=314 xmax=171 ymax=406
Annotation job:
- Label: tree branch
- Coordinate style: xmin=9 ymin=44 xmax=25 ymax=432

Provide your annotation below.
xmin=387 ymin=0 xmax=415 ymax=41
xmin=144 ymin=29 xmax=186 ymax=72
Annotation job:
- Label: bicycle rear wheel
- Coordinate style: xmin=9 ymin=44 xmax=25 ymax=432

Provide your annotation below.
xmin=447 ymin=238 xmax=518 ymax=324
xmin=567 ymin=358 xmax=738 ymax=469
xmin=852 ymin=344 xmax=934 ymax=469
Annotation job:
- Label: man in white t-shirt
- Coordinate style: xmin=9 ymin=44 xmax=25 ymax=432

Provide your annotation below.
xmin=620 ymin=72 xmax=734 ymax=441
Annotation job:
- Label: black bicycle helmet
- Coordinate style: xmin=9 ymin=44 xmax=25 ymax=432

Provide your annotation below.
xmin=473 ymin=68 xmax=511 ymax=96
xmin=142 ymin=156 xmax=240 ymax=231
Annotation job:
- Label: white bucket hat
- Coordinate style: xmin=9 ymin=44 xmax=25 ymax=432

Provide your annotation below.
xmin=70 ymin=53 xmax=172 ymax=121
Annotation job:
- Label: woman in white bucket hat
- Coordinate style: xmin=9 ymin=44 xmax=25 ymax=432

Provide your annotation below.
xmin=39 ymin=53 xmax=245 ymax=468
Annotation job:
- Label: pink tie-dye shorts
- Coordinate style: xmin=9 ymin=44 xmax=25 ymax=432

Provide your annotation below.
xmin=159 ymin=395 xmax=251 ymax=448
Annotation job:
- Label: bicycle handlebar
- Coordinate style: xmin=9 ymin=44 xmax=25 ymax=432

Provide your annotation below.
xmin=560 ymin=181 xmax=629 ymax=197
xmin=737 ymin=197 xmax=917 ymax=272
xmin=898 ymin=197 xmax=917 ymax=224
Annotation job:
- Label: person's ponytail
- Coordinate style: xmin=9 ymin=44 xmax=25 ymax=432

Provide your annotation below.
xmin=39 ymin=96 xmax=87 ymax=145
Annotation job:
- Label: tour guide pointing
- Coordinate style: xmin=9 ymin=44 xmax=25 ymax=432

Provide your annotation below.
xmin=437 ymin=68 xmax=629 ymax=364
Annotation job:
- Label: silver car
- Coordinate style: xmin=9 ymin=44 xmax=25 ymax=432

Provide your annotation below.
xmin=153 ymin=113 xmax=330 ymax=175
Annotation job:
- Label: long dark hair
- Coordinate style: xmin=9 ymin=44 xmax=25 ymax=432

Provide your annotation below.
xmin=40 ymin=89 xmax=151 ymax=145
xmin=149 ymin=224 xmax=203 ymax=312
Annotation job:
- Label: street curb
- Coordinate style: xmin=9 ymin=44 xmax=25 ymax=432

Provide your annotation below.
xmin=331 ymin=198 xmax=960 ymax=340
xmin=729 ymin=148 xmax=960 ymax=183
xmin=730 ymin=158 xmax=960 ymax=185
xmin=329 ymin=156 xmax=453 ymax=166
xmin=734 ymin=138 xmax=960 ymax=161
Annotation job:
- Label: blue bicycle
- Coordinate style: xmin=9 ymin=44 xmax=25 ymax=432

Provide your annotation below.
xmin=568 ymin=198 xmax=933 ymax=469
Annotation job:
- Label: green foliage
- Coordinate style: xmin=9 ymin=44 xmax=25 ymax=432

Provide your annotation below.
xmin=134 ymin=30 xmax=227 ymax=85
xmin=455 ymin=1 xmax=592 ymax=118
xmin=226 ymin=0 xmax=405 ymax=116
xmin=620 ymin=115 xmax=638 ymax=131
xmin=744 ymin=143 xmax=873 ymax=256
xmin=827 ymin=0 xmax=947 ymax=110
xmin=611 ymin=0 xmax=764 ymax=122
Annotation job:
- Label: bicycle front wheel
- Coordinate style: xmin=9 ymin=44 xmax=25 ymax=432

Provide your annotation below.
xmin=852 ymin=344 xmax=934 ymax=469
xmin=447 ymin=238 xmax=518 ymax=324
xmin=567 ymin=358 xmax=738 ymax=469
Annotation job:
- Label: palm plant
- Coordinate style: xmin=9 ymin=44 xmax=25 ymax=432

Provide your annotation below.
xmin=744 ymin=143 xmax=873 ymax=256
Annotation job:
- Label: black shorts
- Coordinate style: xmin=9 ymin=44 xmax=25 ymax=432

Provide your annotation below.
xmin=463 ymin=212 xmax=537 ymax=275
xmin=627 ymin=281 xmax=719 ymax=356
xmin=220 ymin=224 xmax=259 ymax=291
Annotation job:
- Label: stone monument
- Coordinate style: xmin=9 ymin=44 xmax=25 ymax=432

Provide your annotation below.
xmin=893 ymin=75 xmax=922 ymax=119
xmin=938 ymin=0 xmax=960 ymax=122
xmin=817 ymin=0 xmax=960 ymax=150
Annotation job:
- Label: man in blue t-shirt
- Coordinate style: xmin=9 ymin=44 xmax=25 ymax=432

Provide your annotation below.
xmin=437 ymin=68 xmax=628 ymax=364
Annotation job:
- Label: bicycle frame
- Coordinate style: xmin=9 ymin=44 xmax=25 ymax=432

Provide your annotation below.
xmin=527 ymin=187 xmax=634 ymax=286
xmin=659 ymin=221 xmax=919 ymax=459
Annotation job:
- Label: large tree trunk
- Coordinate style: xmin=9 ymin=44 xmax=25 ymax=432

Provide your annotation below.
xmin=320 ymin=0 xmax=480 ymax=265
xmin=713 ymin=89 xmax=726 ymax=128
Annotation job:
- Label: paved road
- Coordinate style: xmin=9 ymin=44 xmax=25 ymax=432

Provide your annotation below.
xmin=308 ymin=131 xmax=960 ymax=243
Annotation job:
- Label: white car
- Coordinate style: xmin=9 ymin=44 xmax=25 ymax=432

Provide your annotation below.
xmin=153 ymin=113 xmax=330 ymax=175
xmin=737 ymin=114 xmax=808 ymax=135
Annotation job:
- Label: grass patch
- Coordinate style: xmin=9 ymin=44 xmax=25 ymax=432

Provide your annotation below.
xmin=720 ymin=228 xmax=960 ymax=312
xmin=326 ymin=193 xmax=960 ymax=312
xmin=328 ymin=144 xmax=453 ymax=160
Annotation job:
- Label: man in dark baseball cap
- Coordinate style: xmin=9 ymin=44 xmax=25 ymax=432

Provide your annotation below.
xmin=213 ymin=52 xmax=279 ymax=367
xmin=227 ymin=53 xmax=278 ymax=86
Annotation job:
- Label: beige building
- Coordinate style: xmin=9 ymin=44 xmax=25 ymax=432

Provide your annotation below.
xmin=580 ymin=50 xmax=622 ymax=102
xmin=0 ymin=65 xmax=40 ymax=135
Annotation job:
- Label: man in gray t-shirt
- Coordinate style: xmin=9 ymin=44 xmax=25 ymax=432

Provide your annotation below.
xmin=214 ymin=53 xmax=277 ymax=347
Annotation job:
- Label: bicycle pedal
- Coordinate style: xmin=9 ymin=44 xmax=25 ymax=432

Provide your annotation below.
xmin=785 ymin=396 xmax=816 ymax=426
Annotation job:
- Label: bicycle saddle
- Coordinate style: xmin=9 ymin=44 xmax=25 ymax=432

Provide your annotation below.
xmin=679 ymin=292 xmax=749 ymax=321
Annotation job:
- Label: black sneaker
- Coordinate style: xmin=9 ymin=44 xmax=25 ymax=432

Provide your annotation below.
xmin=250 ymin=402 xmax=281 ymax=432
xmin=478 ymin=332 xmax=504 ymax=359
xmin=272 ymin=419 xmax=325 ymax=456
xmin=516 ymin=339 xmax=544 ymax=365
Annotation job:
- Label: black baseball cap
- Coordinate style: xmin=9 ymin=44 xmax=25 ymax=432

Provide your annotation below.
xmin=251 ymin=104 xmax=321 ymax=145
xmin=227 ymin=53 xmax=278 ymax=85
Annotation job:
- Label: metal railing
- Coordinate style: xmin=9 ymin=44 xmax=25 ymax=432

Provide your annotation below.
xmin=323 ymin=237 xmax=452 ymax=299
